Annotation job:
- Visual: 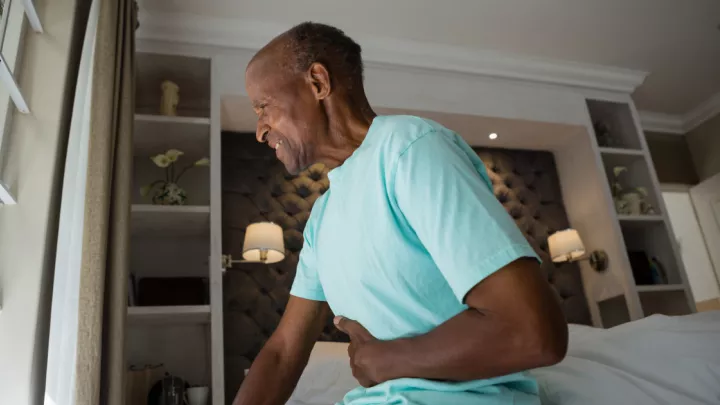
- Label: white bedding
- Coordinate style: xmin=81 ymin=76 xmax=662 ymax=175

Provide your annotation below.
xmin=531 ymin=311 xmax=720 ymax=405
xmin=288 ymin=311 xmax=720 ymax=405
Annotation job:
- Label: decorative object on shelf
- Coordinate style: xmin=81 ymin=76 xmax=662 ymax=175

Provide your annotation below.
xmin=548 ymin=228 xmax=609 ymax=271
xmin=148 ymin=373 xmax=190 ymax=405
xmin=161 ymin=373 xmax=188 ymax=405
xmin=187 ymin=386 xmax=209 ymax=405
xmin=140 ymin=149 xmax=209 ymax=205
xmin=650 ymin=257 xmax=669 ymax=285
xmin=222 ymin=222 xmax=286 ymax=268
xmin=593 ymin=120 xmax=618 ymax=147
xmin=611 ymin=166 xmax=656 ymax=215
xmin=628 ymin=250 xmax=656 ymax=285
xmin=126 ymin=364 xmax=166 ymax=405
xmin=160 ymin=80 xmax=180 ymax=116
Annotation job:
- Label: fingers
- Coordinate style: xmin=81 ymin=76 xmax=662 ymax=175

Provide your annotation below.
xmin=334 ymin=316 xmax=374 ymax=342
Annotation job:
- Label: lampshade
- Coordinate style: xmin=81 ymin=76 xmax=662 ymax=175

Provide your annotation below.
xmin=548 ymin=229 xmax=586 ymax=263
xmin=242 ymin=222 xmax=285 ymax=264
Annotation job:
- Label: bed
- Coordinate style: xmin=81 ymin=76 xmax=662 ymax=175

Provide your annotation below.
xmin=287 ymin=311 xmax=720 ymax=405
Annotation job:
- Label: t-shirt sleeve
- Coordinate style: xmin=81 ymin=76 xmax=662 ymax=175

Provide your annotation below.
xmin=289 ymin=223 xmax=326 ymax=301
xmin=392 ymin=131 xmax=539 ymax=303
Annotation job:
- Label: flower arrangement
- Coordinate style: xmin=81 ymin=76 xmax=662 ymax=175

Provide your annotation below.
xmin=611 ymin=166 xmax=655 ymax=215
xmin=140 ymin=149 xmax=209 ymax=205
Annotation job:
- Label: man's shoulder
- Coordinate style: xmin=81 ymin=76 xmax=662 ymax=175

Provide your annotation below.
xmin=376 ymin=115 xmax=449 ymax=140
xmin=373 ymin=115 xmax=455 ymax=155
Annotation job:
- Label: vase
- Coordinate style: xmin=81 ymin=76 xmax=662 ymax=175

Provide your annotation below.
xmin=622 ymin=192 xmax=643 ymax=215
xmin=160 ymin=80 xmax=179 ymax=116
xmin=187 ymin=386 xmax=209 ymax=405
xmin=153 ymin=182 xmax=187 ymax=206
xmin=614 ymin=198 xmax=630 ymax=215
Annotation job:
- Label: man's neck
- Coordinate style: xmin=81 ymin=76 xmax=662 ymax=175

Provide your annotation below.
xmin=318 ymin=99 xmax=376 ymax=170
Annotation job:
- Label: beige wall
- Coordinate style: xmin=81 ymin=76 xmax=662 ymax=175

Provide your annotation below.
xmin=645 ymin=131 xmax=699 ymax=184
xmin=0 ymin=1 xmax=83 ymax=404
xmin=686 ymin=113 xmax=720 ymax=182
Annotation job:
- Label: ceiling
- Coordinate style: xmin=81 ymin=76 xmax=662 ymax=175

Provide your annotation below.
xmin=143 ymin=0 xmax=720 ymax=115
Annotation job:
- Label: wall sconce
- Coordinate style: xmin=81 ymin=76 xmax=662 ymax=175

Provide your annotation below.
xmin=548 ymin=229 xmax=608 ymax=271
xmin=222 ymin=222 xmax=285 ymax=269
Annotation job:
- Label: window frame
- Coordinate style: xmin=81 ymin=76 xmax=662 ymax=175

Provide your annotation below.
xmin=0 ymin=0 xmax=43 ymax=205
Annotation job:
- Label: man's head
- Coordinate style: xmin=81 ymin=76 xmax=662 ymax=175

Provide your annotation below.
xmin=245 ymin=22 xmax=369 ymax=174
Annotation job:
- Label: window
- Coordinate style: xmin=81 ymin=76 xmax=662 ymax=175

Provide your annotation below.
xmin=0 ymin=0 xmax=43 ymax=205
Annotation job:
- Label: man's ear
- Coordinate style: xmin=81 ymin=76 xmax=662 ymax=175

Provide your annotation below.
xmin=307 ymin=62 xmax=332 ymax=100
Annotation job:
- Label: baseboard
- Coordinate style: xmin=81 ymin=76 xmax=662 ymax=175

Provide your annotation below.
xmin=696 ymin=298 xmax=720 ymax=312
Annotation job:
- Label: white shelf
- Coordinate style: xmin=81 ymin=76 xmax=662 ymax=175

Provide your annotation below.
xmin=127 ymin=305 xmax=211 ymax=326
xmin=636 ymin=284 xmax=686 ymax=293
xmin=134 ymin=114 xmax=210 ymax=159
xmin=618 ymin=214 xmax=664 ymax=222
xmin=599 ymin=147 xmax=644 ymax=156
xmin=135 ymin=53 xmax=211 ymax=118
xmin=131 ymin=204 xmax=210 ymax=237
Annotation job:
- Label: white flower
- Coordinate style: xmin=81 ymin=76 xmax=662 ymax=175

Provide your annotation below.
xmin=613 ymin=166 xmax=627 ymax=177
xmin=165 ymin=149 xmax=184 ymax=162
xmin=151 ymin=154 xmax=171 ymax=168
xmin=636 ymin=187 xmax=648 ymax=197
xmin=194 ymin=157 xmax=210 ymax=167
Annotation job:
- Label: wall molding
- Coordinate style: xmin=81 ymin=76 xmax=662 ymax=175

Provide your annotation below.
xmin=136 ymin=10 xmax=648 ymax=94
xmin=683 ymin=92 xmax=720 ymax=133
xmin=640 ymin=91 xmax=720 ymax=135
xmin=638 ymin=111 xmax=686 ymax=134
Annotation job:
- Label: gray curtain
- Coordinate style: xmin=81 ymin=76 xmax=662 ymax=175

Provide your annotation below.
xmin=74 ymin=0 xmax=135 ymax=404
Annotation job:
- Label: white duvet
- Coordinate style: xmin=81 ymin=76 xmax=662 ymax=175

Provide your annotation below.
xmin=289 ymin=311 xmax=720 ymax=405
xmin=531 ymin=311 xmax=720 ymax=405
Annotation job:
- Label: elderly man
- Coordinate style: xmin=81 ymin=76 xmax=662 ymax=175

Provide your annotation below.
xmin=234 ymin=22 xmax=568 ymax=405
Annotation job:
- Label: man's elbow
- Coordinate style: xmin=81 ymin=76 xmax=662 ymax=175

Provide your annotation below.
xmin=533 ymin=321 xmax=568 ymax=367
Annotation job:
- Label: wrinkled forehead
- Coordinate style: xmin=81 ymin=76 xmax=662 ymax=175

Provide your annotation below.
xmin=246 ymin=53 xmax=302 ymax=100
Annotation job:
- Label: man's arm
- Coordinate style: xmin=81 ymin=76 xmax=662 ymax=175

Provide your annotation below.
xmin=233 ymin=296 xmax=330 ymax=405
xmin=340 ymin=257 xmax=567 ymax=384
xmin=336 ymin=130 xmax=568 ymax=385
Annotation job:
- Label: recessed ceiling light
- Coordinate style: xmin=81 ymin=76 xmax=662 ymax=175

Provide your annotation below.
xmin=489 ymin=133 xmax=498 ymax=140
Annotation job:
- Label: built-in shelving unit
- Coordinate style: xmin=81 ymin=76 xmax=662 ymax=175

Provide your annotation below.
xmin=126 ymin=52 xmax=215 ymax=400
xmin=131 ymin=204 xmax=210 ymax=237
xmin=636 ymin=284 xmax=687 ymax=293
xmin=134 ymin=114 xmax=211 ymax=159
xmin=587 ymin=98 xmax=695 ymax=324
xmin=617 ymin=214 xmax=664 ymax=223
xmin=128 ymin=305 xmax=211 ymax=325
xmin=598 ymin=147 xmax=644 ymax=157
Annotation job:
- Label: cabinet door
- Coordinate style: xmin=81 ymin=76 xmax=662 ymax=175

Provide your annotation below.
xmin=689 ymin=173 xmax=720 ymax=293
xmin=663 ymin=190 xmax=719 ymax=305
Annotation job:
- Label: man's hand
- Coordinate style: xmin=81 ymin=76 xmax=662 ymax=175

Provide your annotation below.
xmin=334 ymin=316 xmax=381 ymax=387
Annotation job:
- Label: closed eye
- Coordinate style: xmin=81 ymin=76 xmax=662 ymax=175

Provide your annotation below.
xmin=253 ymin=102 xmax=268 ymax=116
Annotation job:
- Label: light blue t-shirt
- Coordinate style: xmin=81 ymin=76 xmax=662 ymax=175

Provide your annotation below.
xmin=290 ymin=115 xmax=541 ymax=405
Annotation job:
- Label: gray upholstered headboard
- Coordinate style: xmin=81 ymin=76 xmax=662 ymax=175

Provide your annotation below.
xmin=221 ymin=133 xmax=590 ymax=401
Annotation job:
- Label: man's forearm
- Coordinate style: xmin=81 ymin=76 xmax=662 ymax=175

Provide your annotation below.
xmin=358 ymin=307 xmax=565 ymax=383
xmin=232 ymin=344 xmax=307 ymax=405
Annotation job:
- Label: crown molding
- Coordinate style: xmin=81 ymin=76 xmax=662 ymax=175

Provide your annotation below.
xmin=136 ymin=11 xmax=648 ymax=94
xmin=638 ymin=111 xmax=685 ymax=135
xmin=683 ymin=92 xmax=720 ymax=132
xmin=639 ymin=91 xmax=720 ymax=135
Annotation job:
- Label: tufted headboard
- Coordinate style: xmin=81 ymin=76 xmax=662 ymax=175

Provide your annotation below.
xmin=221 ymin=133 xmax=590 ymax=401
